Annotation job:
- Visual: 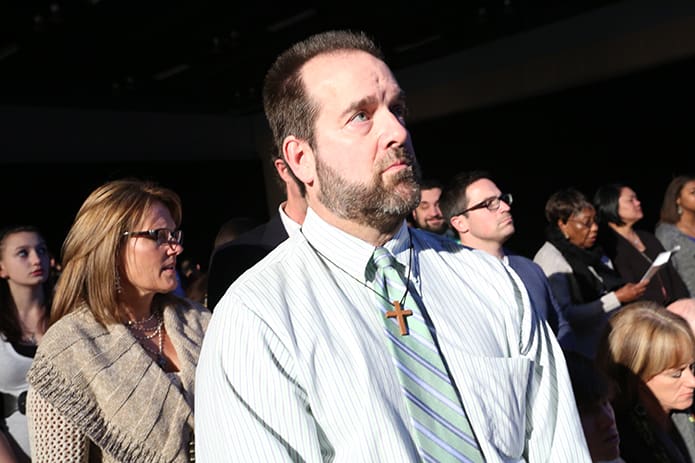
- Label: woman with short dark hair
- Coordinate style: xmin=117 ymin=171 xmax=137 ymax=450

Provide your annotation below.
xmin=534 ymin=187 xmax=648 ymax=358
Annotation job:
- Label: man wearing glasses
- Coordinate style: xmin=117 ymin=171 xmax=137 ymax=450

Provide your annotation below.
xmin=440 ymin=170 xmax=576 ymax=350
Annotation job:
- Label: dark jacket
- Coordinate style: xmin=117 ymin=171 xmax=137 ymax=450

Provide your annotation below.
xmin=600 ymin=229 xmax=689 ymax=306
xmin=206 ymin=213 xmax=289 ymax=310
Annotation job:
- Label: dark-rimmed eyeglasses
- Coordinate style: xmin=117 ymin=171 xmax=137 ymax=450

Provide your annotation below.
xmin=122 ymin=228 xmax=183 ymax=248
xmin=454 ymin=193 xmax=513 ymax=216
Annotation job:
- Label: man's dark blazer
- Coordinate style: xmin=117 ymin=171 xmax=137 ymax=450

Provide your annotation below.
xmin=206 ymin=212 xmax=289 ymax=310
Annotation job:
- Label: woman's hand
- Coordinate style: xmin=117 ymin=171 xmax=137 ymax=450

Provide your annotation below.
xmin=614 ymin=280 xmax=649 ymax=304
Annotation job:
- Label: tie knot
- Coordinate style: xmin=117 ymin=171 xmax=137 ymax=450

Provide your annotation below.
xmin=372 ymin=247 xmax=396 ymax=271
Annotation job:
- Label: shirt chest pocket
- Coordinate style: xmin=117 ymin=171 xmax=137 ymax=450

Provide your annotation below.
xmin=448 ymin=355 xmax=533 ymax=461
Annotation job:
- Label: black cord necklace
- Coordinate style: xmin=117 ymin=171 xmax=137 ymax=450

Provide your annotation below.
xmin=303 ymin=229 xmax=415 ymax=335
xmin=302 ymin=229 xmax=414 ymax=309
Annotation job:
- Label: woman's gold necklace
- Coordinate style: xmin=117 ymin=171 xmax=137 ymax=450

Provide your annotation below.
xmin=126 ymin=311 xmax=167 ymax=368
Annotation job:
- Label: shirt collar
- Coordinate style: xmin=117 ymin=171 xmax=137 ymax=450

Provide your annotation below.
xmin=301 ymin=208 xmax=411 ymax=282
xmin=277 ymin=201 xmax=302 ymax=237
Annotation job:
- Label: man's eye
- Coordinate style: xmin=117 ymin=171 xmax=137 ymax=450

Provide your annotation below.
xmin=352 ymin=112 xmax=368 ymax=122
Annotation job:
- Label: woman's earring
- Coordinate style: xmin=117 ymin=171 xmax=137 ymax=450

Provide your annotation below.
xmin=677 ymin=204 xmax=683 ymax=216
xmin=115 ymin=270 xmax=122 ymax=294
xmin=561 ymin=227 xmax=570 ymax=239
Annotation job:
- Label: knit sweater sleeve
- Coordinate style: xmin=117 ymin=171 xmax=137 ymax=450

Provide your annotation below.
xmin=27 ymin=387 xmax=88 ymax=463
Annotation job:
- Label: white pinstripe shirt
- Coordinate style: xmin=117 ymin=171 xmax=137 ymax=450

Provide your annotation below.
xmin=195 ymin=208 xmax=590 ymax=462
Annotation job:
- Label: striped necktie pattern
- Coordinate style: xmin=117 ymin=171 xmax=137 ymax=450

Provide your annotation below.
xmin=369 ymin=246 xmax=485 ymax=463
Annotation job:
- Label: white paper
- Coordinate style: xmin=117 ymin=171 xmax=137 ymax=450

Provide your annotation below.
xmin=640 ymin=245 xmax=680 ymax=282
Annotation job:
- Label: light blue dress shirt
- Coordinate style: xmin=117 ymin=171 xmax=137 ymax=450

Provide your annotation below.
xmin=195 ymin=208 xmax=590 ymax=462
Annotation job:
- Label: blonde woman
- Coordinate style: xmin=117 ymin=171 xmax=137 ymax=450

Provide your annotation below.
xmin=26 ymin=178 xmax=210 ymax=462
xmin=598 ymin=301 xmax=695 ymax=463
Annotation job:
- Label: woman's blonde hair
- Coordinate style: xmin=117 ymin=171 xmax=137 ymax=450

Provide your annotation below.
xmin=51 ymin=178 xmax=182 ymax=326
xmin=599 ymin=300 xmax=695 ymax=408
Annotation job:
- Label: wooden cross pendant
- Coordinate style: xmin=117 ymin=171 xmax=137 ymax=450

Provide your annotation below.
xmin=385 ymin=300 xmax=413 ymax=335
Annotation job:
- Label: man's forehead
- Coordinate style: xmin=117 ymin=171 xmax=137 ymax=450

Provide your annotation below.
xmin=468 ymin=179 xmax=499 ymax=198
xmin=302 ymin=51 xmax=400 ymax=103
xmin=420 ymin=188 xmax=441 ymax=199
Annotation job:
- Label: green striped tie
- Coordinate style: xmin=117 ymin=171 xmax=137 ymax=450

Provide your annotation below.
xmin=369 ymin=247 xmax=485 ymax=463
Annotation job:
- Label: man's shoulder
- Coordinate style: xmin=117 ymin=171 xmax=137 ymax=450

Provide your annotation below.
xmin=507 ymin=252 xmax=539 ymax=268
xmin=228 ymin=214 xmax=287 ymax=247
xmin=210 ymin=215 xmax=287 ymax=262
xmin=410 ymin=227 xmax=462 ymax=252
xmin=211 ymin=239 xmax=272 ymax=264
xmin=507 ymin=252 xmax=549 ymax=280
xmin=206 ymin=223 xmax=285 ymax=310
xmin=411 ymin=228 xmax=507 ymax=272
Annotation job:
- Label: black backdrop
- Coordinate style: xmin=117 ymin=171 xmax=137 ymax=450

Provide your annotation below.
xmin=3 ymin=56 xmax=695 ymax=269
xmin=411 ymin=56 xmax=695 ymax=258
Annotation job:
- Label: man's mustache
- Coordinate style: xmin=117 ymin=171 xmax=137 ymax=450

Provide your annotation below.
xmin=383 ymin=146 xmax=416 ymax=167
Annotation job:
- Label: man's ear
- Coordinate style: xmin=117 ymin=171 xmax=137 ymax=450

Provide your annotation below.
xmin=283 ymin=136 xmax=315 ymax=185
xmin=449 ymin=215 xmax=468 ymax=234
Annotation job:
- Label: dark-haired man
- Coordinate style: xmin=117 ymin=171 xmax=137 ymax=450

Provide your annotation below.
xmin=196 ymin=30 xmax=590 ymax=462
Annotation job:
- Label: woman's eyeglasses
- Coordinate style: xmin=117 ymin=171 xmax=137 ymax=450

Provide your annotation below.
xmin=455 ymin=193 xmax=513 ymax=216
xmin=568 ymin=218 xmax=597 ymax=229
xmin=122 ymin=228 xmax=183 ymax=248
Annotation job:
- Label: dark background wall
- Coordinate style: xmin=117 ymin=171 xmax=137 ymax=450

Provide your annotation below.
xmin=2 ymin=3 xmax=695 ymax=268
xmin=1 ymin=159 xmax=267 ymax=268
xmin=3 ymin=54 xmax=694 ymax=268
xmin=412 ymin=55 xmax=695 ymax=259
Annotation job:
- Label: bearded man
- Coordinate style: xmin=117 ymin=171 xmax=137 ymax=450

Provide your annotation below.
xmin=195 ymin=30 xmax=590 ymax=463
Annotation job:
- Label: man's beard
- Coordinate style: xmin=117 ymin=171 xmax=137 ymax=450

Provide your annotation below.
xmin=425 ymin=220 xmax=449 ymax=235
xmin=315 ymin=146 xmax=421 ymax=233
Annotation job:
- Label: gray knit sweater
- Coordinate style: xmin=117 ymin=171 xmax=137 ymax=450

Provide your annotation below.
xmin=27 ymin=300 xmax=210 ymax=463
xmin=655 ymin=222 xmax=695 ymax=297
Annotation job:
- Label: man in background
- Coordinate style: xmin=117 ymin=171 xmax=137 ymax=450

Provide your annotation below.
xmin=205 ymin=156 xmax=307 ymax=310
xmin=409 ymin=178 xmax=450 ymax=235
xmin=440 ymin=169 xmax=576 ymax=349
